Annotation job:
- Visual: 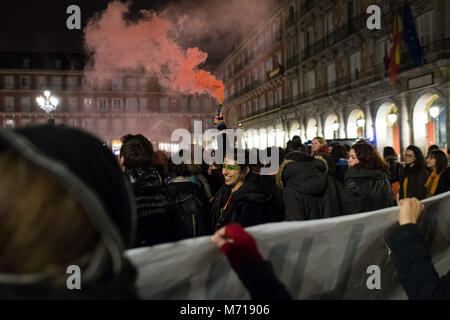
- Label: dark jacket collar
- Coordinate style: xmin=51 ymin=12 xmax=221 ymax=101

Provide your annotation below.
xmin=345 ymin=167 xmax=388 ymax=180
xmin=125 ymin=167 xmax=163 ymax=196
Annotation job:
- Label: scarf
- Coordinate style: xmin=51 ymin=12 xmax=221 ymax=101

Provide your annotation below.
xmin=424 ymin=169 xmax=442 ymax=197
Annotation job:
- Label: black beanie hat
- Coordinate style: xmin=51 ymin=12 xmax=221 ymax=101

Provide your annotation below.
xmin=0 ymin=125 xmax=137 ymax=280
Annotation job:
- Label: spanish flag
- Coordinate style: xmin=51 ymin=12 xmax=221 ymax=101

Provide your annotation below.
xmin=390 ymin=12 xmax=403 ymax=83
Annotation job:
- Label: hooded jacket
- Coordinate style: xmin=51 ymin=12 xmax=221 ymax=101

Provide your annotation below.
xmin=385 ymin=155 xmax=402 ymax=184
xmin=211 ymin=173 xmax=281 ymax=231
xmin=0 ymin=125 xmax=138 ymax=299
xmin=277 ymin=152 xmax=358 ymax=221
xmin=344 ymin=166 xmax=394 ymax=212
xmin=125 ymin=167 xmax=177 ymax=248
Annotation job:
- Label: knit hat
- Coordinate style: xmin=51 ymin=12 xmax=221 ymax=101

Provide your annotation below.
xmin=0 ymin=125 xmax=137 ymax=286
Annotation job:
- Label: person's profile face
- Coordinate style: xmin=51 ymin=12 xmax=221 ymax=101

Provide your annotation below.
xmin=347 ymin=149 xmax=359 ymax=167
xmin=426 ymin=156 xmax=436 ymax=169
xmin=404 ymin=150 xmax=416 ymax=165
xmin=222 ymin=158 xmax=242 ymax=187
xmin=311 ymin=139 xmax=321 ymax=153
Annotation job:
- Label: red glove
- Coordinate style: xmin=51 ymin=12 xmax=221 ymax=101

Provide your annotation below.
xmin=219 ymin=224 xmax=263 ymax=272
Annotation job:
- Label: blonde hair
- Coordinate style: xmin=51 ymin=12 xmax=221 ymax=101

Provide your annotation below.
xmin=313 ymin=137 xmax=327 ymax=146
xmin=0 ymin=151 xmax=99 ymax=274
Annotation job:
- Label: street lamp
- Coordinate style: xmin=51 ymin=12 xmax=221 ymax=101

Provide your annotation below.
xmin=387 ymin=110 xmax=398 ymax=124
xmin=356 ymin=115 xmax=365 ymax=128
xmin=429 ymin=105 xmax=440 ymax=119
xmin=429 ymin=105 xmax=441 ymax=145
xmin=332 ymin=120 xmax=339 ymax=139
xmin=332 ymin=120 xmax=340 ymax=132
xmin=36 ymin=90 xmax=59 ymax=114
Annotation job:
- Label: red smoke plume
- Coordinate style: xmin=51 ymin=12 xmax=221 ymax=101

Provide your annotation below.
xmin=84 ymin=1 xmax=224 ymax=103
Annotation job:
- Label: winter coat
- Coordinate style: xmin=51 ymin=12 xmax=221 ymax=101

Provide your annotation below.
xmin=167 ymin=176 xmax=211 ymax=239
xmin=206 ymin=170 xmax=225 ymax=197
xmin=386 ymin=224 xmax=450 ymax=299
xmin=125 ymin=167 xmax=177 ymax=248
xmin=344 ymin=167 xmax=394 ymax=212
xmin=211 ymin=173 xmax=282 ymax=231
xmin=399 ymin=166 xmax=430 ymax=200
xmin=435 ymin=168 xmax=450 ymax=195
xmin=193 ymin=173 xmax=214 ymax=204
xmin=236 ymin=261 xmax=292 ymax=300
xmin=0 ymin=125 xmax=138 ymax=299
xmin=278 ymin=153 xmax=360 ymax=221
xmin=333 ymin=159 xmax=348 ymax=185
xmin=385 ymin=156 xmax=402 ymax=184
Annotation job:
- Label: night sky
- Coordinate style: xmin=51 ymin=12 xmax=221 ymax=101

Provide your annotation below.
xmin=0 ymin=0 xmax=177 ymax=52
xmin=0 ymin=0 xmax=238 ymax=69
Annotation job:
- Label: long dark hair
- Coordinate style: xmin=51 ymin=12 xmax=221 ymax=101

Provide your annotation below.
xmin=405 ymin=145 xmax=425 ymax=173
xmin=352 ymin=143 xmax=388 ymax=172
xmin=383 ymin=146 xmax=397 ymax=160
xmin=429 ymin=150 xmax=448 ymax=174
xmin=330 ymin=144 xmax=347 ymax=163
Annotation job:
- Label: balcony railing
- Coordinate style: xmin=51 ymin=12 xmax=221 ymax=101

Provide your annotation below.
xmin=302 ymin=13 xmax=368 ymax=61
xmin=301 ymin=0 xmax=393 ymax=61
xmin=237 ymin=37 xmax=449 ymax=120
xmin=234 ymin=63 xmax=243 ymax=74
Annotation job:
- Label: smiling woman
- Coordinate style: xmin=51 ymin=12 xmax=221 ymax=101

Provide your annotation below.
xmin=210 ymin=149 xmax=283 ymax=232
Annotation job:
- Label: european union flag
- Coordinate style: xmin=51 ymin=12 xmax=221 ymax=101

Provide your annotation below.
xmin=402 ymin=3 xmax=423 ymax=67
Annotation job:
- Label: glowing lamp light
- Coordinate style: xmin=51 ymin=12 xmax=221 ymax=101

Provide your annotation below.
xmin=36 ymin=96 xmax=45 ymax=106
xmin=356 ymin=116 xmax=365 ymax=128
xmin=332 ymin=121 xmax=340 ymax=131
xmin=36 ymin=90 xmax=59 ymax=114
xmin=429 ymin=106 xmax=440 ymax=119
xmin=50 ymin=96 xmax=59 ymax=107
xmin=387 ymin=112 xmax=398 ymax=124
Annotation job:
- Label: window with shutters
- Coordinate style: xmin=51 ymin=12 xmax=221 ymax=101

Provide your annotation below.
xmin=20 ymin=97 xmax=31 ymax=112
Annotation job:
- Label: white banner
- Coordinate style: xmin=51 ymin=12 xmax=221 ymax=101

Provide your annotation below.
xmin=125 ymin=191 xmax=450 ymax=299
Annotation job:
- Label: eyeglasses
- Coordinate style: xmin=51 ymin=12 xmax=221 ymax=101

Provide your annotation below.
xmin=404 ymin=154 xmax=415 ymax=158
xmin=222 ymin=164 xmax=241 ymax=171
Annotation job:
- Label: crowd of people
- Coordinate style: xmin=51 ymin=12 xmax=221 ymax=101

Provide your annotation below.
xmin=0 ymin=118 xmax=449 ymax=300
xmin=118 ymin=129 xmax=450 ymax=248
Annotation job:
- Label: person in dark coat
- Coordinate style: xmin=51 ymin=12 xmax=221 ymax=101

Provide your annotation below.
xmin=330 ymin=144 xmax=348 ymax=185
xmin=345 ymin=143 xmax=394 ymax=212
xmin=0 ymin=125 xmax=138 ymax=299
xmin=120 ymin=134 xmax=177 ymax=248
xmin=211 ymin=223 xmax=292 ymax=300
xmin=399 ymin=145 xmax=429 ymax=200
xmin=435 ymin=165 xmax=450 ymax=195
xmin=167 ymin=150 xmax=211 ymax=239
xmin=385 ymin=198 xmax=450 ymax=299
xmin=211 ymin=149 xmax=282 ymax=231
xmin=277 ymin=151 xmax=359 ymax=221
xmin=424 ymin=150 xmax=448 ymax=198
xmin=383 ymin=146 xmax=402 ymax=201
xmin=206 ymin=162 xmax=225 ymax=196
xmin=310 ymin=136 xmax=329 ymax=157
xmin=383 ymin=147 xmax=402 ymax=184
